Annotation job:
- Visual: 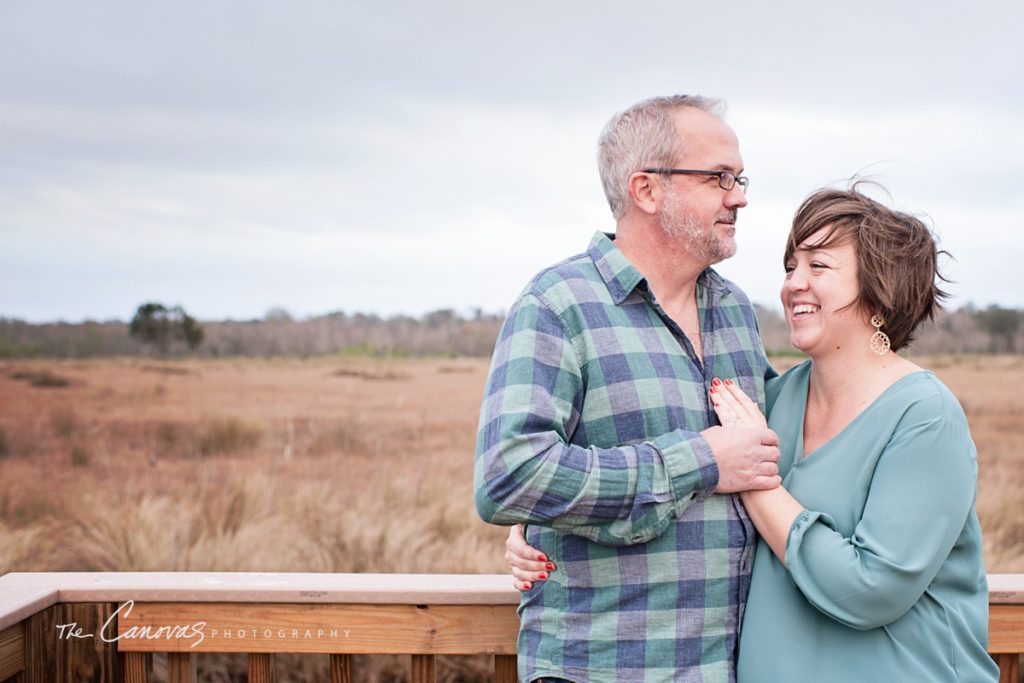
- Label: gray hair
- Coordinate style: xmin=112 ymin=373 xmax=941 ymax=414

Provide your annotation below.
xmin=597 ymin=95 xmax=726 ymax=219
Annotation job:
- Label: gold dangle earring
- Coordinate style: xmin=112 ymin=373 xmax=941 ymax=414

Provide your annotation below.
xmin=870 ymin=314 xmax=891 ymax=355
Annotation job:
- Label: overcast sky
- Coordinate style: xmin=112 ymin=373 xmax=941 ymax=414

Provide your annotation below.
xmin=2 ymin=1 xmax=1021 ymax=323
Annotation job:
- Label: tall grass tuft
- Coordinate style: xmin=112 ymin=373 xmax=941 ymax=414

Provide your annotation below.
xmin=198 ymin=417 xmax=263 ymax=456
xmin=10 ymin=369 xmax=72 ymax=387
xmin=51 ymin=406 xmax=79 ymax=439
xmin=70 ymin=444 xmax=90 ymax=467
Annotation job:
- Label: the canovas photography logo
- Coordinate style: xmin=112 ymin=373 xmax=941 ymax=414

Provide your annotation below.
xmin=56 ymin=600 xmax=207 ymax=649
xmin=55 ymin=600 xmax=350 ymax=650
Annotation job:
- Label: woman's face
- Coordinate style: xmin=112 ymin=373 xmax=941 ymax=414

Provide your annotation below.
xmin=780 ymin=228 xmax=869 ymax=358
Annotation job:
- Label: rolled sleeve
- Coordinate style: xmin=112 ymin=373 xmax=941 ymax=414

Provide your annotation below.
xmin=783 ymin=401 xmax=977 ymax=630
xmin=653 ymin=430 xmax=719 ymax=517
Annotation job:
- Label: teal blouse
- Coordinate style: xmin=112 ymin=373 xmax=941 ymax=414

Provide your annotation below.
xmin=738 ymin=361 xmax=998 ymax=682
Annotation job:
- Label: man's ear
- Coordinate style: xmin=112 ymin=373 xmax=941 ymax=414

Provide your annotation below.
xmin=627 ymin=171 xmax=660 ymax=216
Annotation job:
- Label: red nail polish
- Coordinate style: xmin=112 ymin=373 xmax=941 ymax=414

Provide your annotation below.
xmin=725 ymin=379 xmax=733 ymax=385
xmin=523 ymin=582 xmax=532 ymax=590
xmin=537 ymin=553 xmax=548 ymax=562
xmin=709 ymin=386 xmax=716 ymax=394
xmin=538 ymin=572 xmax=548 ymax=580
xmin=546 ymin=562 xmax=555 ymax=571
xmin=712 ymin=378 xmax=721 ymax=386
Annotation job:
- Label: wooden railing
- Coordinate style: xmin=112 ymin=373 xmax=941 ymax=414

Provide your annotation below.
xmin=0 ymin=572 xmax=1021 ymax=682
xmin=0 ymin=573 xmax=519 ymax=682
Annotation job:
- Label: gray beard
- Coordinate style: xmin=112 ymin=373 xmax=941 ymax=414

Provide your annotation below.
xmin=661 ymin=190 xmax=736 ymax=264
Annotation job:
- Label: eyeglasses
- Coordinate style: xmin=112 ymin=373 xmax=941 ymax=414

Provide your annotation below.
xmin=642 ymin=168 xmax=749 ymax=194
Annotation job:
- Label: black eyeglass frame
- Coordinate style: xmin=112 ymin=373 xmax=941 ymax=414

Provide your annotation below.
xmin=642 ymin=168 xmax=749 ymax=193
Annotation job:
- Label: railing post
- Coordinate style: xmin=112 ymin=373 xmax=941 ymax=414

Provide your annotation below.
xmin=167 ymin=653 xmax=196 ymax=683
xmin=996 ymin=653 xmax=1019 ymax=683
xmin=494 ymin=654 xmax=516 ymax=683
xmin=248 ymin=653 xmax=274 ymax=683
xmin=0 ymin=622 xmax=25 ymax=682
xmin=62 ymin=603 xmax=121 ymax=682
xmin=410 ymin=654 xmax=435 ymax=683
xmin=20 ymin=605 xmax=58 ymax=683
xmin=329 ymin=653 xmax=352 ymax=683
xmin=123 ymin=652 xmax=148 ymax=683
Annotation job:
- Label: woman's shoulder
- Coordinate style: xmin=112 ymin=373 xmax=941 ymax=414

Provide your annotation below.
xmin=870 ymin=370 xmax=979 ymax=485
xmin=864 ymin=369 xmax=977 ymax=479
xmin=880 ymin=369 xmax=969 ymax=428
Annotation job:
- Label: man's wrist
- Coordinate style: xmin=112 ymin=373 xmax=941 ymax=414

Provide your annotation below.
xmin=653 ymin=430 xmax=720 ymax=505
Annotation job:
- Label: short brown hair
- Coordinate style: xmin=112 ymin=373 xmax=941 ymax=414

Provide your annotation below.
xmin=784 ymin=183 xmax=950 ymax=351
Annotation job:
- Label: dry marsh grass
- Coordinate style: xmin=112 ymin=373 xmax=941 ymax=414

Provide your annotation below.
xmin=0 ymin=355 xmax=1021 ymax=680
xmin=8 ymin=367 xmax=73 ymax=388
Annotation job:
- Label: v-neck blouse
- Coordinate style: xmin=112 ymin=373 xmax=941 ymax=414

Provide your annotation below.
xmin=791 ymin=367 xmax=928 ymax=461
xmin=737 ymin=360 xmax=998 ymax=682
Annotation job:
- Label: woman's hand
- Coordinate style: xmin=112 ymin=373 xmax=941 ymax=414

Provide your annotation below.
xmin=709 ymin=378 xmax=768 ymax=429
xmin=710 ymin=377 xmax=802 ymax=564
xmin=505 ymin=524 xmax=556 ymax=591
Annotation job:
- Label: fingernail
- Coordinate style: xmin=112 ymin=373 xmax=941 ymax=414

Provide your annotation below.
xmin=714 ymin=402 xmax=720 ymax=407
xmin=537 ymin=553 xmax=548 ymax=562
xmin=725 ymin=379 xmax=733 ymax=385
xmin=545 ymin=562 xmax=555 ymax=571
xmin=712 ymin=378 xmax=721 ymax=386
xmin=524 ymin=582 xmax=532 ymax=590
xmin=709 ymin=386 xmax=716 ymax=394
xmin=538 ymin=572 xmax=548 ymax=580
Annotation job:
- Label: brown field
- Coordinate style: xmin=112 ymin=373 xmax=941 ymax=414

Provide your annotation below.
xmin=1 ymin=355 xmax=1023 ymax=681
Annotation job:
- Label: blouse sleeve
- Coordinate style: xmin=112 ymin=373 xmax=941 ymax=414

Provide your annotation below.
xmin=784 ymin=390 xmax=977 ymax=630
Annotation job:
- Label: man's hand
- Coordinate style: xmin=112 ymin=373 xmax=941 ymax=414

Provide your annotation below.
xmin=702 ymin=424 xmax=781 ymax=493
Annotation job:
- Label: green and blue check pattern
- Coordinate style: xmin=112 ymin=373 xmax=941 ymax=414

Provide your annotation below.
xmin=475 ymin=232 xmax=774 ymax=682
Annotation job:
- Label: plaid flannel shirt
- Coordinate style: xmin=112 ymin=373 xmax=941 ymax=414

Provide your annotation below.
xmin=475 ymin=232 xmax=775 ymax=683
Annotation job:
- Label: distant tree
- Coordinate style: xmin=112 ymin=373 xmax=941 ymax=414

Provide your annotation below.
xmin=129 ymin=303 xmax=204 ymax=355
xmin=425 ymin=309 xmax=456 ymax=328
xmin=974 ymin=305 xmax=1020 ymax=353
xmin=264 ymin=306 xmax=294 ymax=323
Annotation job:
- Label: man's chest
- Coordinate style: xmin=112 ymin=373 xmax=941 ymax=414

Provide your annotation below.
xmin=661 ymin=298 xmax=704 ymax=361
xmin=570 ymin=312 xmax=767 ymax=447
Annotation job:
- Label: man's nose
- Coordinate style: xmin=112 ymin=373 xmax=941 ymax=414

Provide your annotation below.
xmin=725 ymin=184 xmax=748 ymax=209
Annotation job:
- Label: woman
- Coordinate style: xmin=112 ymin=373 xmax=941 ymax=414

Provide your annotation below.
xmin=505 ymin=185 xmax=999 ymax=681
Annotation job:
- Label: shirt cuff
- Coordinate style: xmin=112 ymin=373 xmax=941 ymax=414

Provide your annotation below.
xmin=652 ymin=430 xmax=720 ymax=515
xmin=785 ymin=508 xmax=835 ymax=577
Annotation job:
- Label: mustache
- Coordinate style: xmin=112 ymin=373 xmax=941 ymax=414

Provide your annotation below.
xmin=715 ymin=211 xmax=738 ymax=224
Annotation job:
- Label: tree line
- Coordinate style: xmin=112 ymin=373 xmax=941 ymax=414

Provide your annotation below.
xmin=0 ymin=303 xmax=1020 ymax=359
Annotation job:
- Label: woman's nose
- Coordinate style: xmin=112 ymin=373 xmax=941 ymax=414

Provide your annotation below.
xmin=785 ymin=267 xmax=809 ymax=291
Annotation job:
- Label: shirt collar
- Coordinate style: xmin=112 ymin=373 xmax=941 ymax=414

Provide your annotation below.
xmin=587 ymin=232 xmax=643 ymax=304
xmin=587 ymin=231 xmax=730 ymax=305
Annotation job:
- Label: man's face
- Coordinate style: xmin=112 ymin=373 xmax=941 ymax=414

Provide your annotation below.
xmin=658 ymin=109 xmax=748 ymax=265
xmin=660 ymin=183 xmax=738 ymax=264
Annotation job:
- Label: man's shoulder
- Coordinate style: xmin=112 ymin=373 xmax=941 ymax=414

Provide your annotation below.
xmin=515 ymin=250 xmax=607 ymax=311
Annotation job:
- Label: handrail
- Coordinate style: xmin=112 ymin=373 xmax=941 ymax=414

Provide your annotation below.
xmin=0 ymin=572 xmax=1021 ymax=682
xmin=1 ymin=572 xmax=520 ymax=631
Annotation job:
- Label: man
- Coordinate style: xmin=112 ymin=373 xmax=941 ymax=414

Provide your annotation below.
xmin=474 ymin=95 xmax=781 ymax=682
